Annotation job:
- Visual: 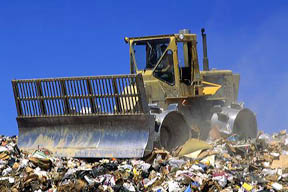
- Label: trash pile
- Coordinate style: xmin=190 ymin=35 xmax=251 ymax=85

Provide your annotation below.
xmin=1 ymin=130 xmax=288 ymax=192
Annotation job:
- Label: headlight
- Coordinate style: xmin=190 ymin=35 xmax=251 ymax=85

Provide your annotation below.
xmin=179 ymin=33 xmax=184 ymax=40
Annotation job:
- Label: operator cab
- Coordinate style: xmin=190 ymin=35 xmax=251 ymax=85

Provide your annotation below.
xmin=126 ymin=30 xmax=200 ymax=87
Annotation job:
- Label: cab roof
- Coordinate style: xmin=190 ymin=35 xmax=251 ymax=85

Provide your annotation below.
xmin=125 ymin=33 xmax=197 ymax=43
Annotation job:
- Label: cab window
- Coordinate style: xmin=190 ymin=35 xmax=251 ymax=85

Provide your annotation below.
xmin=153 ymin=50 xmax=175 ymax=85
xmin=132 ymin=39 xmax=170 ymax=70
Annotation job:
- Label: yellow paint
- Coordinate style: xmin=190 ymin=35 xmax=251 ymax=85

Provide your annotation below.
xmin=128 ymin=33 xmax=223 ymax=108
xmin=202 ymin=81 xmax=221 ymax=95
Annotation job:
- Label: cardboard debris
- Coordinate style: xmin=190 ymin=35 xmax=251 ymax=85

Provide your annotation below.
xmin=271 ymin=155 xmax=288 ymax=169
xmin=183 ymin=149 xmax=202 ymax=159
xmin=177 ymin=138 xmax=212 ymax=157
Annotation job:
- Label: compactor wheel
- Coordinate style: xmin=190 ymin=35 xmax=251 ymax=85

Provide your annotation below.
xmin=159 ymin=111 xmax=191 ymax=151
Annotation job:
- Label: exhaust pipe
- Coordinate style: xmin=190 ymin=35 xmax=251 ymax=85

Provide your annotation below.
xmin=201 ymin=28 xmax=209 ymax=71
xmin=211 ymin=106 xmax=258 ymax=138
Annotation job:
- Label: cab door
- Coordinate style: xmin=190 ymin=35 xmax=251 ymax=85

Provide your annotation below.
xmin=130 ymin=37 xmax=180 ymax=108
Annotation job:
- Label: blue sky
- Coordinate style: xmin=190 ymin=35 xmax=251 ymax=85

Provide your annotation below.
xmin=0 ymin=0 xmax=287 ymax=135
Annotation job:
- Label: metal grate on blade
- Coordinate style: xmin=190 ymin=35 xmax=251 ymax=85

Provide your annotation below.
xmin=12 ymin=74 xmax=148 ymax=117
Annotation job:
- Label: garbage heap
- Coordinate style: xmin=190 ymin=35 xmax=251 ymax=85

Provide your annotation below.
xmin=0 ymin=131 xmax=288 ymax=192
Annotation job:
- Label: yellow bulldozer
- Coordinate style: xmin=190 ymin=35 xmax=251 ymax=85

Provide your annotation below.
xmin=12 ymin=29 xmax=257 ymax=158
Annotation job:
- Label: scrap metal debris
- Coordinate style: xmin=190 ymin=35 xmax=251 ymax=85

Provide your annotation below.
xmin=0 ymin=130 xmax=288 ymax=192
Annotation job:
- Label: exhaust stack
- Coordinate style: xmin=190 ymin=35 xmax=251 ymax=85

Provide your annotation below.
xmin=201 ymin=28 xmax=209 ymax=71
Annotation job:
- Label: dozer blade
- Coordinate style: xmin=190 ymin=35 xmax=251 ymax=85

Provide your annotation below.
xmin=17 ymin=115 xmax=154 ymax=158
xmin=12 ymin=74 xmax=154 ymax=158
